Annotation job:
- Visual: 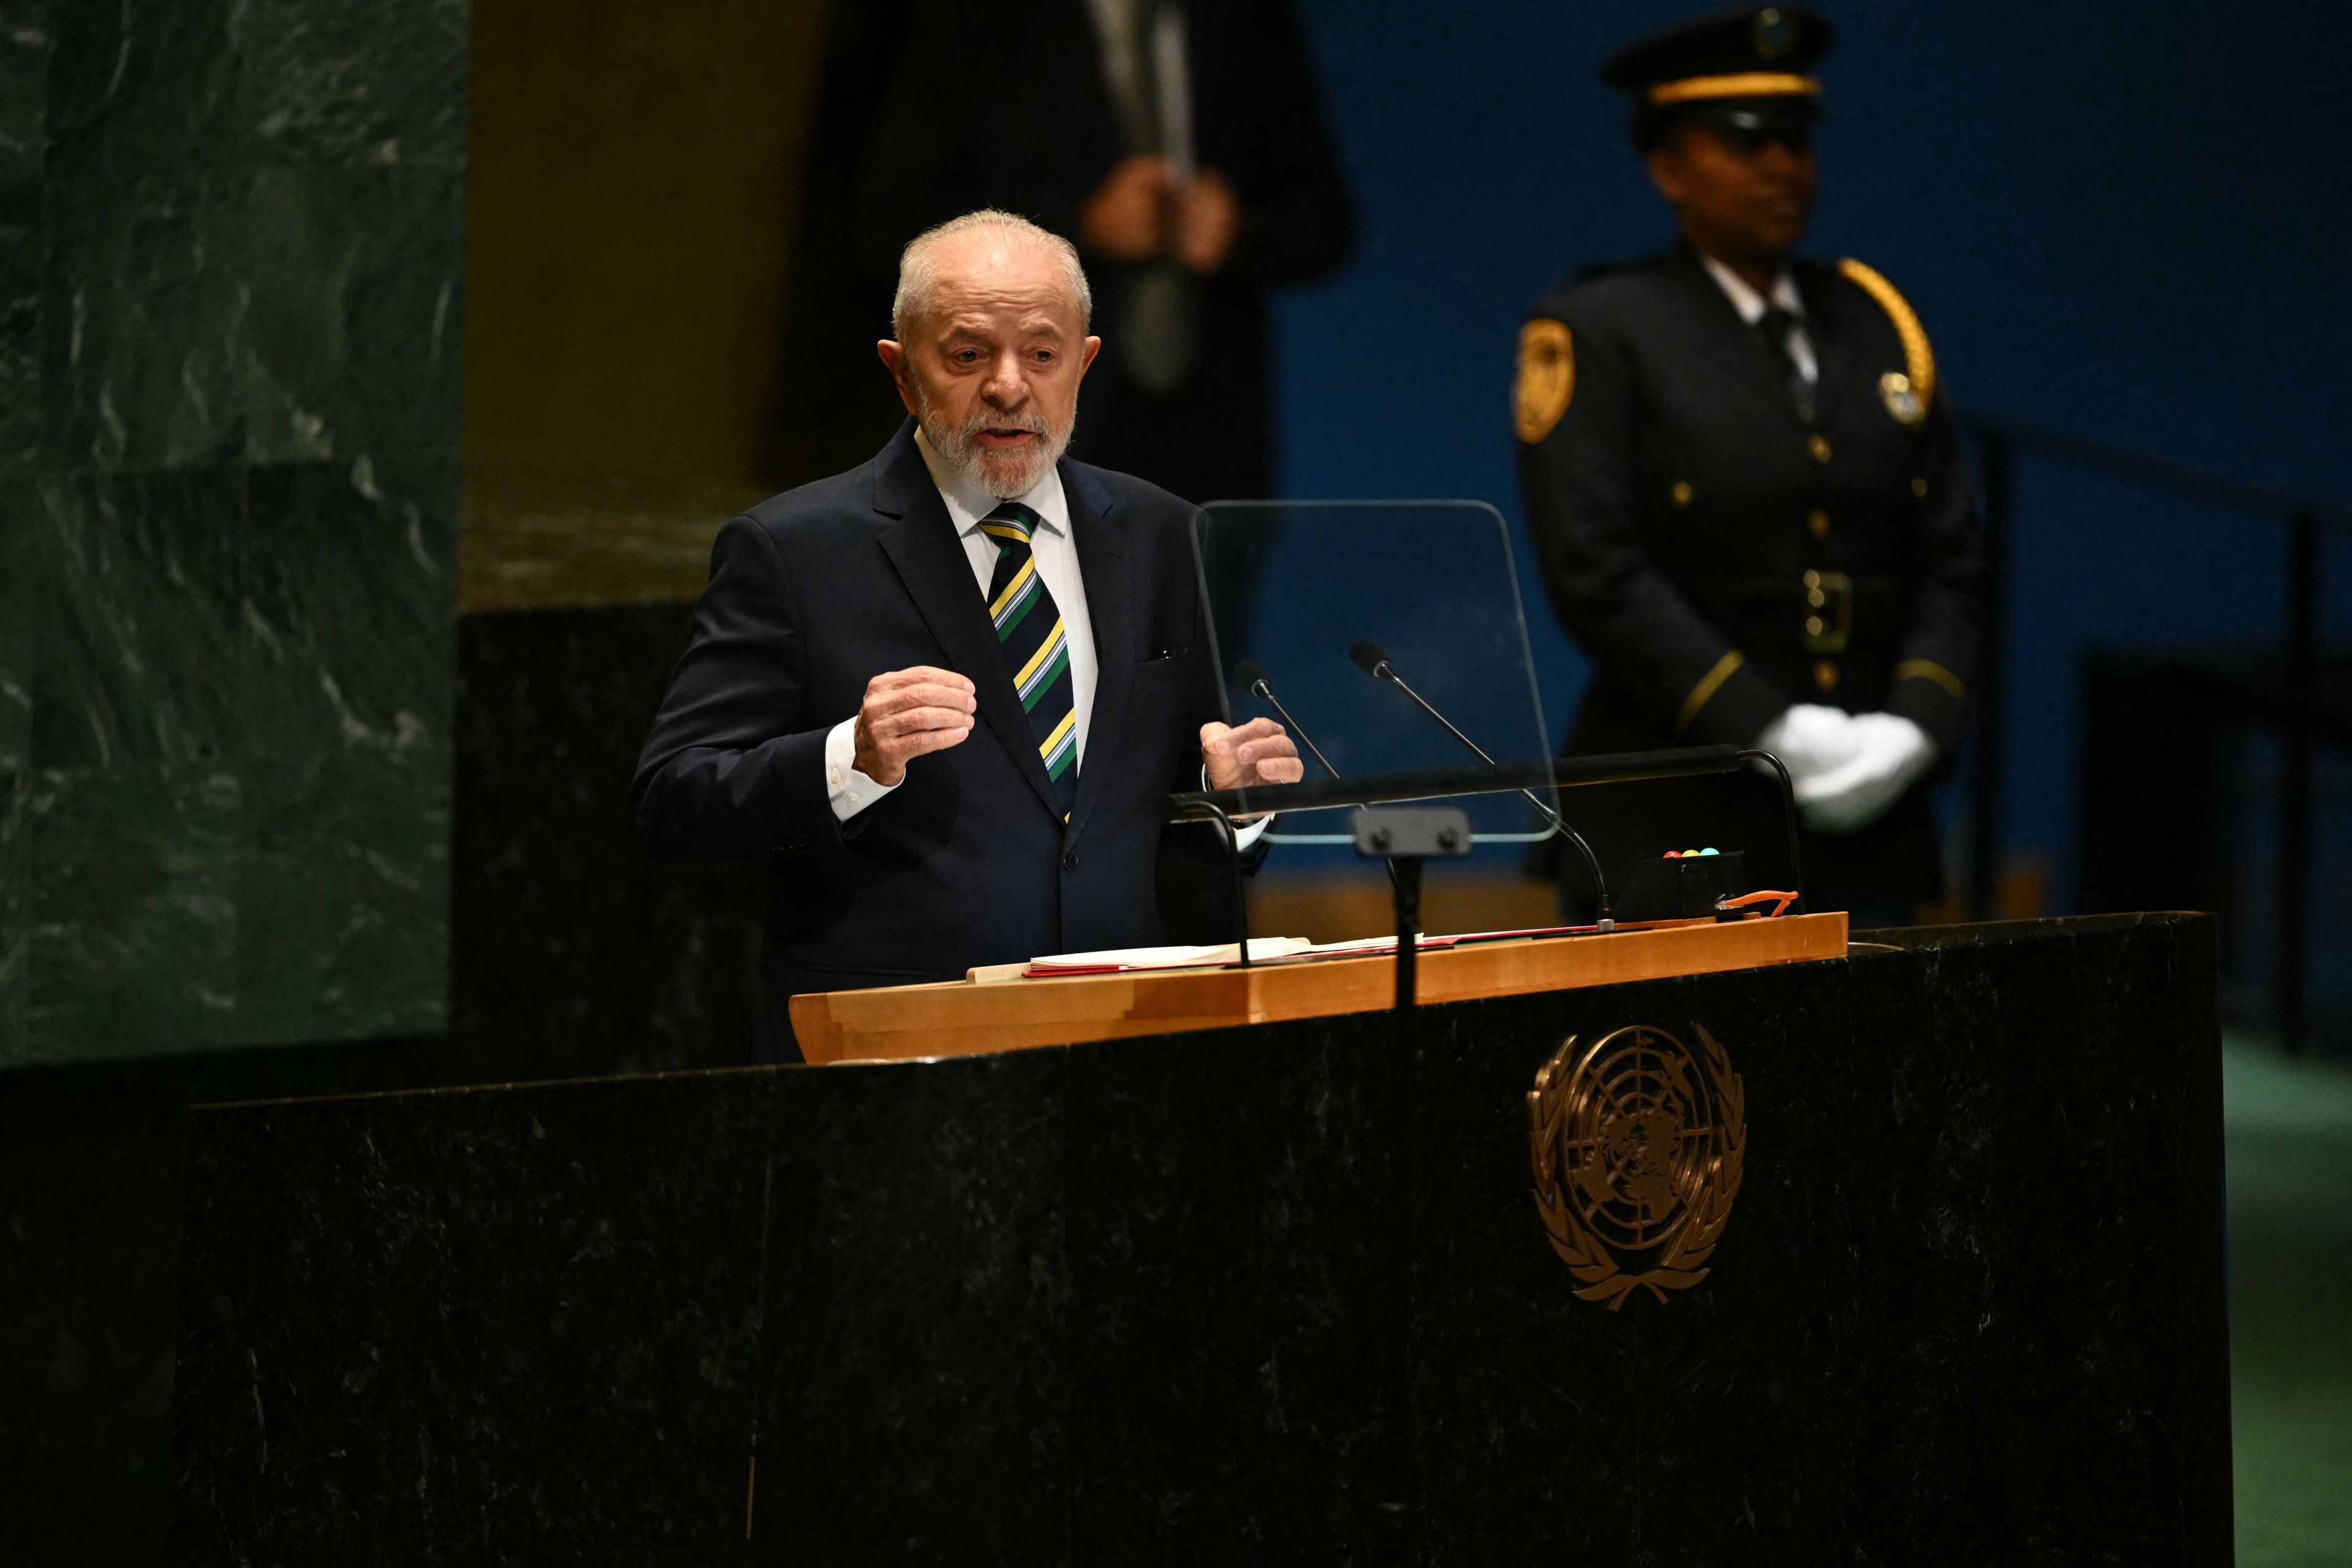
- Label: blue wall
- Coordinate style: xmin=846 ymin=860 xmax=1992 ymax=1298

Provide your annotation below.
xmin=1275 ymin=0 xmax=2352 ymax=908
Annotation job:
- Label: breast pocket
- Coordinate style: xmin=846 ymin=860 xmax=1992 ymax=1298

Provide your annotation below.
xmin=1131 ymin=653 xmax=1196 ymax=693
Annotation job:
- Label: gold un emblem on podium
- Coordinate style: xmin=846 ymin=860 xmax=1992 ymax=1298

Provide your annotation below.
xmin=1528 ymin=1025 xmax=1747 ymax=1309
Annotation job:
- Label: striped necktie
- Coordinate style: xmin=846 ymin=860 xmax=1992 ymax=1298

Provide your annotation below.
xmin=979 ymin=500 xmax=1079 ymax=818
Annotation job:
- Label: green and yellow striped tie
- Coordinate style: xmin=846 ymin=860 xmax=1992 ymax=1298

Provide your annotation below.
xmin=979 ymin=500 xmax=1079 ymax=817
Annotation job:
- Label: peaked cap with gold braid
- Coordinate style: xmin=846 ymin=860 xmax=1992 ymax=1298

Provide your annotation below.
xmin=1601 ymin=6 xmax=1833 ymax=146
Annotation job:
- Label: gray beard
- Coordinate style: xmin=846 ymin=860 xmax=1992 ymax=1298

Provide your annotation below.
xmin=915 ymin=391 xmax=1073 ymax=500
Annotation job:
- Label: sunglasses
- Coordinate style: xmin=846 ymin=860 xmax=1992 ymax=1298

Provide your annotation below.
xmin=1725 ymin=123 xmax=1814 ymax=156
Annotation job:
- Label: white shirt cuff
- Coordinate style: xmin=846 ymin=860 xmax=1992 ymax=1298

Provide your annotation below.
xmin=1201 ymin=765 xmax=1272 ymax=850
xmin=825 ymin=717 xmax=902 ymax=822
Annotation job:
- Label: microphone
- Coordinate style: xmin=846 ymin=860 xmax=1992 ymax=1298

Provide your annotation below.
xmin=1232 ymin=658 xmax=1342 ymax=780
xmin=1349 ymin=640 xmax=1497 ymax=766
xmin=1346 ymin=639 xmax=1616 ymax=929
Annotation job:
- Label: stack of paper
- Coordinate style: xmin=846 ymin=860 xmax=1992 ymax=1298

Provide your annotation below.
xmin=966 ymin=937 xmax=1315 ymax=983
xmin=1294 ymin=925 xmax=1580 ymax=958
xmin=965 ymin=926 xmax=1593 ymax=983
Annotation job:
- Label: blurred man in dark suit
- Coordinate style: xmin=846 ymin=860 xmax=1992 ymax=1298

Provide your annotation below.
xmin=843 ymin=0 xmax=1357 ymax=506
xmin=1517 ymin=6 xmax=1984 ymax=924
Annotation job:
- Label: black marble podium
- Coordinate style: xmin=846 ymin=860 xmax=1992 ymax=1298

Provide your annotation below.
xmin=167 ymin=915 xmax=2230 ymax=1566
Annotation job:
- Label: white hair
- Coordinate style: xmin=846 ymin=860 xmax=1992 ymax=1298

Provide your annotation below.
xmin=891 ymin=209 xmax=1093 ymax=339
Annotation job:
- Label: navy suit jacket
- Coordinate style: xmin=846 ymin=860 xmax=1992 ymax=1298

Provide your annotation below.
xmin=633 ymin=422 xmax=1240 ymax=1058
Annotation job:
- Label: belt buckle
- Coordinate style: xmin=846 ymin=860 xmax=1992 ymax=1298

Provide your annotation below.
xmin=1801 ymin=570 xmax=1852 ymax=653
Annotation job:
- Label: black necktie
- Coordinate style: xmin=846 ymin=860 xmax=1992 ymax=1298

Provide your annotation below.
xmin=1755 ymin=306 xmax=1814 ymax=422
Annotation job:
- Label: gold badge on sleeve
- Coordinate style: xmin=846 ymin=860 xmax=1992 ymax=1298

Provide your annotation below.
xmin=1879 ymin=370 xmax=1924 ymax=428
xmin=1528 ymin=1023 xmax=1747 ymax=1308
xmin=1513 ymin=318 xmax=1575 ymax=443
xmin=1839 ymin=257 xmax=1937 ymax=422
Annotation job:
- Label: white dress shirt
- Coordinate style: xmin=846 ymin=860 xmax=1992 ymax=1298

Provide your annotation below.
xmin=825 ymin=431 xmax=1267 ymax=848
xmin=1701 ymin=254 xmax=1819 ymax=383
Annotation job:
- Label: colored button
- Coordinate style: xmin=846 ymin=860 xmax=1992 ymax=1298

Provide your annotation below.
xmin=1809 ymin=434 xmax=1833 ymax=463
xmin=1671 ymin=481 xmax=1694 ymax=508
xmin=1911 ymin=477 xmax=1929 ymax=498
xmin=1808 ymin=508 xmax=1830 ymax=538
xmin=1814 ymin=660 xmax=1839 ymax=693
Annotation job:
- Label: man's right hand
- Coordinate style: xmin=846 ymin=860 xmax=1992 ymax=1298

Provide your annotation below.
xmin=1079 ymin=154 xmax=1170 ymax=260
xmin=853 ymin=666 xmax=976 ymax=786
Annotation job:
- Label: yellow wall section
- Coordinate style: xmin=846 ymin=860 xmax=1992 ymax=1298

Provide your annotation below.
xmin=463 ymin=0 xmax=830 ymax=486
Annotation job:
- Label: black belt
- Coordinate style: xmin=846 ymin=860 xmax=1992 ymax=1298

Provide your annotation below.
xmin=1684 ymin=576 xmax=1905 ymax=654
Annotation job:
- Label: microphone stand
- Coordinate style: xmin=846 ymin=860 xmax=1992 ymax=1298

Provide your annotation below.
xmin=1190 ymin=798 xmax=1253 ymax=968
xmin=1236 ymin=660 xmax=1396 ymax=889
xmin=1243 ymin=675 xmax=1342 ymax=781
xmin=1353 ymin=644 xmax=1616 ymax=930
xmin=1738 ymin=749 xmax=1808 ymax=916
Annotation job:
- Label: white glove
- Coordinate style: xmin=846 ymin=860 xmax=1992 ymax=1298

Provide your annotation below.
xmin=1752 ymin=703 xmax=1866 ymax=779
xmin=1787 ymin=712 xmax=1936 ymax=834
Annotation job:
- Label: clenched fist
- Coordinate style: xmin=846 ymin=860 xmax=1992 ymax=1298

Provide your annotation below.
xmin=853 ymin=666 xmax=976 ymax=786
xmin=1200 ymin=717 xmax=1304 ymax=799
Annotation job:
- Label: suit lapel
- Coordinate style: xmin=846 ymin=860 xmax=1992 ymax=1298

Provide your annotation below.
xmin=870 ymin=423 xmax=1064 ymax=820
xmin=1062 ymin=460 xmax=1131 ymax=843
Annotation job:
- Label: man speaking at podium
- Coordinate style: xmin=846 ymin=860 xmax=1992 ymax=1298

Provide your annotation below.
xmin=635 ymin=211 xmax=1300 ymax=1060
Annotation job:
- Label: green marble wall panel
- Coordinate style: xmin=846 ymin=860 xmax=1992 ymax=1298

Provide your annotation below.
xmin=2 ymin=0 xmax=466 ymax=1065
xmin=22 ymin=763 xmax=241 ymax=1060
xmin=2 ymin=4 xmax=53 ymax=1059
xmin=233 ymin=456 xmax=454 ymax=1046
xmin=0 ymin=11 xmax=45 ymax=482
xmin=0 ymin=766 xmax=22 ymax=1061
xmin=239 ymin=457 xmax=455 ymax=768
xmin=28 ymin=467 xmax=246 ymax=770
xmin=41 ymin=1 xmax=466 ymax=470
xmin=0 ymin=482 xmax=29 ymax=766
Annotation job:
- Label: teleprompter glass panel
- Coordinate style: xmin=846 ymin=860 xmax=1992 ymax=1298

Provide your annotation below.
xmin=1191 ymin=501 xmax=1559 ymax=845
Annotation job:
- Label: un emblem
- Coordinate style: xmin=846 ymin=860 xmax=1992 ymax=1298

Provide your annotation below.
xmin=1527 ymin=1024 xmax=1747 ymax=1308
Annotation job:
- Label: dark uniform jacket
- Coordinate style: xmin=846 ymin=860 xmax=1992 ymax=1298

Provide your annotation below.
xmin=1518 ymin=244 xmax=1983 ymax=903
xmin=633 ymin=422 xmax=1242 ymax=1060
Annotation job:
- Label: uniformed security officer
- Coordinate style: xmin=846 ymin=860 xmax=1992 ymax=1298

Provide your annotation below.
xmin=1517 ymin=5 xmax=1983 ymax=919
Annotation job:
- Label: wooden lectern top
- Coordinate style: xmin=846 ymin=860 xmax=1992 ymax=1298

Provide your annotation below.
xmin=791 ymin=911 xmax=1849 ymax=1064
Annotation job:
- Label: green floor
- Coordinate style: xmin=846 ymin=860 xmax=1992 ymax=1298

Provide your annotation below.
xmin=2226 ymin=1036 xmax=2352 ymax=1566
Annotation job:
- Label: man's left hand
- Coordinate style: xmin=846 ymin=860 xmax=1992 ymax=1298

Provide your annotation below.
xmin=1201 ymin=718 xmax=1303 ymax=794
